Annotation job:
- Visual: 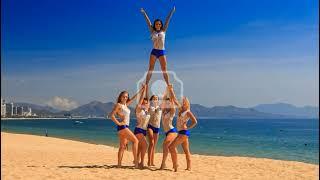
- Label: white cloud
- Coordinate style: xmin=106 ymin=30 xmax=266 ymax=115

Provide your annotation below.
xmin=46 ymin=96 xmax=78 ymax=111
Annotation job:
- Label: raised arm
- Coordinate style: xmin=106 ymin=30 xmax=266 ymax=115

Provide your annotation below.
xmin=162 ymin=86 xmax=169 ymax=100
xmin=138 ymin=86 xmax=146 ymax=106
xmin=169 ymin=91 xmax=176 ymax=115
xmin=140 ymin=8 xmax=154 ymax=33
xmin=127 ymin=84 xmax=146 ymax=106
xmin=163 ymin=6 xmax=175 ymax=32
xmin=187 ymin=111 xmax=197 ymax=130
xmin=135 ymin=87 xmax=146 ymax=114
xmin=109 ymin=103 xmax=124 ymax=126
xmin=145 ymin=84 xmax=149 ymax=100
xmin=160 ymin=87 xmax=169 ymax=109
xmin=168 ymin=84 xmax=181 ymax=108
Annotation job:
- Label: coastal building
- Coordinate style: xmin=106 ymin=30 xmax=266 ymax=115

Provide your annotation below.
xmin=17 ymin=106 xmax=24 ymax=116
xmin=13 ymin=106 xmax=18 ymax=115
xmin=24 ymin=107 xmax=32 ymax=117
xmin=1 ymin=99 xmax=34 ymax=117
xmin=5 ymin=102 xmax=14 ymax=117
xmin=1 ymin=98 xmax=6 ymax=117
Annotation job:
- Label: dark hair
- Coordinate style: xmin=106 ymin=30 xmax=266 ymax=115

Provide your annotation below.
xmin=149 ymin=95 xmax=158 ymax=101
xmin=153 ymin=19 xmax=163 ymax=31
xmin=117 ymin=91 xmax=129 ymax=103
xmin=136 ymin=98 xmax=149 ymax=113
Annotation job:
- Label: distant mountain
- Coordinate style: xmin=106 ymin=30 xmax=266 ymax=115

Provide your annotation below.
xmin=12 ymin=101 xmax=318 ymax=119
xmin=190 ymin=104 xmax=286 ymax=119
xmin=53 ymin=101 xmax=296 ymax=118
xmin=68 ymin=102 xmax=286 ymax=118
xmin=69 ymin=102 xmax=288 ymax=119
xmin=253 ymin=103 xmax=319 ymax=118
xmin=69 ymin=101 xmax=115 ymax=117
xmin=66 ymin=101 xmax=138 ymax=117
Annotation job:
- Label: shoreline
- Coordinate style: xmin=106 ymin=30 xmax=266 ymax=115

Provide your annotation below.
xmin=1 ymin=117 xmax=318 ymax=121
xmin=0 ymin=117 xmax=103 ymax=120
xmin=2 ymin=132 xmax=318 ymax=179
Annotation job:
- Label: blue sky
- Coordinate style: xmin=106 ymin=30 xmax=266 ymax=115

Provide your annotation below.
xmin=1 ymin=0 xmax=319 ymax=109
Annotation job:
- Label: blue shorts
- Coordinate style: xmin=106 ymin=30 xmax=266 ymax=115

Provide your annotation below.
xmin=147 ymin=124 xmax=160 ymax=134
xmin=134 ymin=127 xmax=147 ymax=136
xmin=178 ymin=130 xmax=190 ymax=137
xmin=165 ymin=128 xmax=177 ymax=136
xmin=117 ymin=125 xmax=129 ymax=131
xmin=151 ymin=49 xmax=165 ymax=58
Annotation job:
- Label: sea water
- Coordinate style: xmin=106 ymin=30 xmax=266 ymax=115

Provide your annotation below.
xmin=1 ymin=118 xmax=318 ymax=164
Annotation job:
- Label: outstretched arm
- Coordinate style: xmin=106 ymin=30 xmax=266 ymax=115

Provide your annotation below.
xmin=127 ymin=84 xmax=146 ymax=106
xmin=169 ymin=92 xmax=176 ymax=116
xmin=145 ymin=84 xmax=149 ymax=100
xmin=140 ymin=8 xmax=154 ymax=33
xmin=160 ymin=87 xmax=169 ymax=109
xmin=136 ymin=87 xmax=146 ymax=114
xmin=138 ymin=86 xmax=146 ymax=105
xmin=187 ymin=111 xmax=197 ymax=130
xmin=163 ymin=6 xmax=175 ymax=32
xmin=168 ymin=84 xmax=181 ymax=108
xmin=162 ymin=86 xmax=169 ymax=100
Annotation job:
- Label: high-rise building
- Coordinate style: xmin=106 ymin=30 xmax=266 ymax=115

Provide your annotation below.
xmin=17 ymin=106 xmax=24 ymax=116
xmin=5 ymin=102 xmax=14 ymax=117
xmin=1 ymin=98 xmax=6 ymax=117
xmin=13 ymin=106 xmax=18 ymax=115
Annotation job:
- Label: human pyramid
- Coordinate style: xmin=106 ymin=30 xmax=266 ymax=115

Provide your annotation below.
xmin=109 ymin=6 xmax=198 ymax=172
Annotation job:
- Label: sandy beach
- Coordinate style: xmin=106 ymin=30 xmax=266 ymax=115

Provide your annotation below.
xmin=1 ymin=132 xmax=318 ymax=180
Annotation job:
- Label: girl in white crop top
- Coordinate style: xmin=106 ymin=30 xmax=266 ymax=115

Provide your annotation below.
xmin=140 ymin=6 xmax=176 ymax=87
xmin=167 ymin=85 xmax=197 ymax=172
xmin=146 ymin=94 xmax=162 ymax=166
xmin=160 ymin=86 xmax=178 ymax=170
xmin=118 ymin=103 xmax=131 ymax=126
xmin=134 ymin=86 xmax=150 ymax=168
xmin=109 ymin=85 xmax=146 ymax=169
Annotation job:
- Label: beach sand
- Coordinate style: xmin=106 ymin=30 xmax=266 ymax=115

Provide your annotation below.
xmin=1 ymin=132 xmax=318 ymax=180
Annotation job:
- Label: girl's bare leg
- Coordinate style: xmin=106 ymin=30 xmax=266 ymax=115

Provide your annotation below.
xmin=119 ymin=128 xmax=139 ymax=168
xmin=169 ymin=135 xmax=186 ymax=172
xmin=118 ymin=135 xmax=128 ymax=167
xmin=150 ymin=133 xmax=159 ymax=166
xmin=147 ymin=128 xmax=154 ymax=166
xmin=159 ymin=55 xmax=170 ymax=85
xmin=145 ymin=55 xmax=157 ymax=85
xmin=138 ymin=135 xmax=148 ymax=168
xmin=160 ymin=133 xmax=177 ymax=169
xmin=136 ymin=135 xmax=141 ymax=164
xmin=182 ymin=138 xmax=192 ymax=170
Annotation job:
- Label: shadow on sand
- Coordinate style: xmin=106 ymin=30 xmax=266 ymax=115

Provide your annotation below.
xmin=57 ymin=164 xmax=172 ymax=171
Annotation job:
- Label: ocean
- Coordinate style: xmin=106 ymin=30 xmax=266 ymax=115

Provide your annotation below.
xmin=1 ymin=118 xmax=319 ymax=164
